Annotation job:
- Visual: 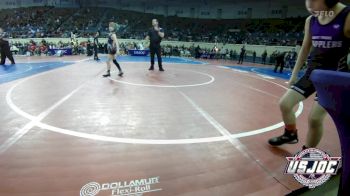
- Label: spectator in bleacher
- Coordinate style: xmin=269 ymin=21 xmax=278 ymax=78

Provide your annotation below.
xmin=28 ymin=40 xmax=36 ymax=56
xmin=233 ymin=50 xmax=237 ymax=60
xmin=39 ymin=39 xmax=48 ymax=55
xmin=164 ymin=46 xmax=171 ymax=58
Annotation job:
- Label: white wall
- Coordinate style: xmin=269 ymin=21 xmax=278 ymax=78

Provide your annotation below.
xmin=136 ymin=2 xmax=309 ymax=19
xmin=0 ymin=0 xmax=19 ymax=9
xmin=287 ymin=5 xmax=310 ymax=18
xmin=69 ymin=0 xmax=311 ymax=19
xmin=10 ymin=37 xmax=295 ymax=56
xmin=0 ymin=0 xmax=78 ymax=9
xmin=56 ymin=0 xmax=79 ymax=8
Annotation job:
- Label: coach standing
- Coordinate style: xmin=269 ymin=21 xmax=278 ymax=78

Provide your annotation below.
xmin=0 ymin=28 xmax=15 ymax=65
xmin=274 ymin=51 xmax=286 ymax=73
xmin=145 ymin=19 xmax=165 ymax=71
xmin=93 ymin=31 xmax=100 ymax=61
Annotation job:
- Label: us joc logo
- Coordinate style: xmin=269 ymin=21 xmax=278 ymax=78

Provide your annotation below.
xmin=285 ymin=148 xmax=341 ymax=189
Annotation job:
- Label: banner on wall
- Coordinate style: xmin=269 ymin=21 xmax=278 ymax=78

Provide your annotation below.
xmin=128 ymin=49 xmax=150 ymax=56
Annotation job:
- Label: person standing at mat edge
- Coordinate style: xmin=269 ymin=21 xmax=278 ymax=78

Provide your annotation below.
xmin=93 ymin=30 xmax=100 ymax=61
xmin=145 ymin=19 xmax=165 ymax=71
xmin=268 ymin=0 xmax=350 ymax=148
xmin=274 ymin=51 xmax=286 ymax=73
xmin=0 ymin=28 xmax=15 ymax=65
xmin=103 ymin=22 xmax=123 ymax=77
xmin=237 ymin=45 xmax=246 ymax=64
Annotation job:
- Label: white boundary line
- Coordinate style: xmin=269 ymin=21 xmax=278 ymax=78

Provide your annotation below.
xmin=179 ymin=91 xmax=244 ymax=145
xmin=251 ymin=68 xmax=276 ymax=79
xmin=179 ymin=82 xmax=297 ymax=188
xmin=1 ymin=58 xmax=92 ymax=154
xmin=179 ymin=91 xmax=255 ymax=158
xmin=5 ymin=64 xmax=303 ymax=145
xmin=1 ymin=83 xmax=86 ymax=154
xmin=0 ymin=58 xmax=84 ymax=79
xmin=95 ymin=55 xmax=207 ymax=65
xmin=107 ymin=69 xmax=215 ymax=88
xmin=217 ymin=65 xmax=292 ymax=89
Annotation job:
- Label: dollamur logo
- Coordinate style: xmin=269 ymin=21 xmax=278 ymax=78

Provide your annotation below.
xmin=80 ymin=176 xmax=162 ymax=196
xmin=285 ymin=148 xmax=341 ymax=188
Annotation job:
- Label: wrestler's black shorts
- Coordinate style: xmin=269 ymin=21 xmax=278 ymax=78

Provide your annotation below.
xmin=108 ymin=49 xmax=116 ymax=55
xmin=292 ymin=65 xmax=350 ymax=99
xmin=291 ymin=73 xmax=316 ymax=99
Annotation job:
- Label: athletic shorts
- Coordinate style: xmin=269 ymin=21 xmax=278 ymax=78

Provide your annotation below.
xmin=108 ymin=49 xmax=116 ymax=55
xmin=291 ymin=74 xmax=316 ymax=99
xmin=291 ymin=65 xmax=349 ymax=99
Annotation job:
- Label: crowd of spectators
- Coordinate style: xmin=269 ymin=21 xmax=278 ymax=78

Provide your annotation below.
xmin=1 ymin=6 xmax=305 ymax=65
xmin=1 ymin=6 xmax=304 ymax=46
xmin=9 ymin=37 xmax=297 ymax=67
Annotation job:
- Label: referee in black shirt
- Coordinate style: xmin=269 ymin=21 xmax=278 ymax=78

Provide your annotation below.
xmin=145 ymin=19 xmax=165 ymax=71
xmin=0 ymin=28 xmax=15 ymax=65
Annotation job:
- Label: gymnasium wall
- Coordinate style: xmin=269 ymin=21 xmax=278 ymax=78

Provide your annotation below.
xmin=82 ymin=1 xmax=309 ymax=19
xmin=9 ymin=38 xmax=297 ymax=56
xmin=0 ymin=0 xmax=79 ymax=9
xmin=2 ymin=0 xmax=350 ymax=19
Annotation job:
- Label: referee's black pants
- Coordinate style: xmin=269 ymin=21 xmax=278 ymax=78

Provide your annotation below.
xmin=238 ymin=54 xmax=244 ymax=64
xmin=150 ymin=46 xmax=162 ymax=68
xmin=274 ymin=59 xmax=285 ymax=73
xmin=93 ymin=45 xmax=99 ymax=60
